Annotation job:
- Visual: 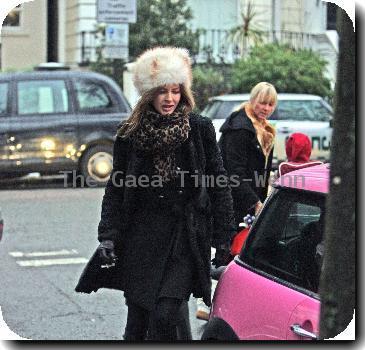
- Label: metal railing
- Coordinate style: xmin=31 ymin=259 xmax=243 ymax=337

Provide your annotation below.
xmin=79 ymin=30 xmax=102 ymax=66
xmin=193 ymin=29 xmax=322 ymax=64
xmin=79 ymin=29 xmax=323 ymax=66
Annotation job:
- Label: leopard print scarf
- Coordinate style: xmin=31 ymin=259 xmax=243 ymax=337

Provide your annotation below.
xmin=132 ymin=107 xmax=190 ymax=182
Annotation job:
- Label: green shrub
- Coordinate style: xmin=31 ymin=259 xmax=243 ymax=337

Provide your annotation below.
xmin=231 ymin=43 xmax=333 ymax=99
xmin=129 ymin=0 xmax=200 ymax=60
xmin=192 ymin=65 xmax=232 ymax=111
xmin=90 ymin=57 xmax=124 ymax=91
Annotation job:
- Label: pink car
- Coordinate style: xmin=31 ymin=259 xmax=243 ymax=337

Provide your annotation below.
xmin=202 ymin=164 xmax=329 ymax=340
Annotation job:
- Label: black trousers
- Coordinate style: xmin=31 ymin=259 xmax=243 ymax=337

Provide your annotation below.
xmin=124 ymin=297 xmax=183 ymax=341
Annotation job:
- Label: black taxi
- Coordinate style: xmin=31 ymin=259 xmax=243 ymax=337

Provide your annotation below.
xmin=0 ymin=65 xmax=131 ymax=185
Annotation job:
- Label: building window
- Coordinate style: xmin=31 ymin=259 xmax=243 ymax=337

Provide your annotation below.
xmin=3 ymin=5 xmax=22 ymax=27
xmin=327 ymin=2 xmax=337 ymax=30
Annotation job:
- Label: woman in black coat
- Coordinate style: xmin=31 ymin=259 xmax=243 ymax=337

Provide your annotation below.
xmin=219 ymin=82 xmax=277 ymax=227
xmin=75 ymin=47 xmax=236 ymax=341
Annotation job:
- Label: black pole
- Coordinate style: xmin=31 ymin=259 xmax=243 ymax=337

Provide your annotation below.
xmin=47 ymin=0 xmax=58 ymax=62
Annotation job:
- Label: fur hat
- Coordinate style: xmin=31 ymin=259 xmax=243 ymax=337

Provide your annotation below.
xmin=132 ymin=46 xmax=192 ymax=95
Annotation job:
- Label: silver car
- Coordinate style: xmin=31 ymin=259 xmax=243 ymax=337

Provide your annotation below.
xmin=201 ymin=93 xmax=333 ymax=167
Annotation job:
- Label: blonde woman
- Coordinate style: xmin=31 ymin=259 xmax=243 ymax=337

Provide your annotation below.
xmin=76 ymin=47 xmax=235 ymax=341
xmin=219 ymin=82 xmax=277 ymax=225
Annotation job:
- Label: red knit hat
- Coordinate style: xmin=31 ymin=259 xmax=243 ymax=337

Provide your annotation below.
xmin=285 ymin=133 xmax=312 ymax=162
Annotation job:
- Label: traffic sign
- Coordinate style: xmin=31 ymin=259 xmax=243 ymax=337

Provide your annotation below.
xmin=103 ymin=23 xmax=129 ymax=60
xmin=97 ymin=0 xmax=136 ymax=24
xmin=105 ymin=23 xmax=129 ymax=46
xmin=104 ymin=46 xmax=129 ymax=60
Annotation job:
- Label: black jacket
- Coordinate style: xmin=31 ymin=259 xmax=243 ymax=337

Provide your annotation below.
xmin=75 ymin=114 xmax=236 ymax=307
xmin=219 ymin=109 xmax=273 ymax=224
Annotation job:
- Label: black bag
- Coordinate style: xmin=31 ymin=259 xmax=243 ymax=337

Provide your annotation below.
xmin=75 ymin=247 xmax=124 ymax=293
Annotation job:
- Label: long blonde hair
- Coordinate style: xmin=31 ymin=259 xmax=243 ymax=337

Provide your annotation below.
xmin=118 ymin=84 xmax=195 ymax=138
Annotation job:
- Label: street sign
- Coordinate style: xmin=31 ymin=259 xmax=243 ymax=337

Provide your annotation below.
xmin=104 ymin=23 xmax=129 ymax=60
xmin=105 ymin=23 xmax=128 ymax=46
xmin=104 ymin=46 xmax=129 ymax=60
xmin=97 ymin=0 xmax=136 ymax=23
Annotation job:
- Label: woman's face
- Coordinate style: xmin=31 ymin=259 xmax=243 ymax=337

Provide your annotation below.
xmin=252 ymin=99 xmax=276 ymax=120
xmin=152 ymin=84 xmax=181 ymax=115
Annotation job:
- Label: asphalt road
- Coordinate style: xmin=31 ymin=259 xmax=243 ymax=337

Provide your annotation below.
xmin=0 ymin=177 xmax=208 ymax=340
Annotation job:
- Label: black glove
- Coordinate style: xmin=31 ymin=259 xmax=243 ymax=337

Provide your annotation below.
xmin=212 ymin=242 xmax=231 ymax=268
xmin=97 ymin=240 xmax=117 ymax=266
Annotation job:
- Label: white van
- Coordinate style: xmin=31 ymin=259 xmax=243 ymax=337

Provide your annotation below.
xmin=201 ymin=93 xmax=333 ymax=167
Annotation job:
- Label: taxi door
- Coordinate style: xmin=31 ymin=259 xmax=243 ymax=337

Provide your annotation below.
xmin=8 ymin=78 xmax=78 ymax=172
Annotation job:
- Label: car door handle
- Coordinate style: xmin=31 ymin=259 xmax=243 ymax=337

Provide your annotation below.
xmin=290 ymin=324 xmax=318 ymax=340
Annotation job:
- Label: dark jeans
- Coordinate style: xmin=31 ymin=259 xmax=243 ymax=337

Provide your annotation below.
xmin=124 ymin=297 xmax=183 ymax=341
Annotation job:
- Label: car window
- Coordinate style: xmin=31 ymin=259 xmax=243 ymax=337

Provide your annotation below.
xmin=202 ymin=101 xmax=222 ymax=119
xmin=273 ymin=100 xmax=331 ymax=122
xmin=0 ymin=83 xmax=8 ymax=114
xmin=242 ymin=189 xmax=325 ymax=293
xmin=218 ymin=101 xmax=243 ymax=118
xmin=75 ymin=80 xmax=113 ymax=111
xmin=17 ymin=80 xmax=69 ymax=115
xmin=203 ymin=100 xmax=244 ymax=119
xmin=201 ymin=101 xmax=213 ymax=116
xmin=311 ymin=100 xmax=332 ymax=121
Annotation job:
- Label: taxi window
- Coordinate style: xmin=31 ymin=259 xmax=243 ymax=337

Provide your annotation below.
xmin=75 ymin=79 xmax=114 ymax=111
xmin=0 ymin=83 xmax=8 ymax=115
xmin=17 ymin=80 xmax=69 ymax=115
xmin=242 ymin=189 xmax=325 ymax=293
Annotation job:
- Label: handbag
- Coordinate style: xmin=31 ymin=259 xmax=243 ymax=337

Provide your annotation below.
xmin=230 ymin=226 xmax=250 ymax=255
xmin=230 ymin=214 xmax=255 ymax=255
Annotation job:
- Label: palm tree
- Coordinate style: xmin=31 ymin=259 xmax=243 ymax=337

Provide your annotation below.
xmin=227 ymin=1 xmax=265 ymax=57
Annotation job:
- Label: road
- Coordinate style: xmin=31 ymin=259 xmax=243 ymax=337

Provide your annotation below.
xmin=0 ymin=177 xmax=208 ymax=340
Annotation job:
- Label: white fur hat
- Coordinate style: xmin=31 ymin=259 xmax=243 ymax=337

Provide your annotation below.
xmin=132 ymin=46 xmax=192 ymax=95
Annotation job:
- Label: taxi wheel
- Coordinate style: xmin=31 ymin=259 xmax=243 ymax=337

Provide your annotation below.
xmin=80 ymin=144 xmax=113 ymax=187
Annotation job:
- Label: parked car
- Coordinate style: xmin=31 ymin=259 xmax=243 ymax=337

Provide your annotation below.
xmin=0 ymin=64 xmax=131 ymax=185
xmin=201 ymin=94 xmax=333 ymax=168
xmin=202 ymin=163 xmax=329 ymax=340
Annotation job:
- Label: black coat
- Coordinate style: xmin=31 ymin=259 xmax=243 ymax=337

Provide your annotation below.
xmin=219 ymin=109 xmax=273 ymax=225
xmin=75 ymin=114 xmax=236 ymax=307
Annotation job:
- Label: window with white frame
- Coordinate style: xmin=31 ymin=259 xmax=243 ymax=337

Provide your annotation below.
xmin=3 ymin=5 xmax=22 ymax=27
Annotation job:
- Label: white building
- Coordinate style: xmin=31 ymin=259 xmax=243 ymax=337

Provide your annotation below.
xmin=1 ymin=0 xmax=47 ymax=70
xmin=1 ymin=0 xmax=338 ymax=84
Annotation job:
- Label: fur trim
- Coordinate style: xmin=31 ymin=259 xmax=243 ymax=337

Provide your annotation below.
xmin=132 ymin=46 xmax=192 ymax=95
xmin=244 ymin=103 xmax=276 ymax=157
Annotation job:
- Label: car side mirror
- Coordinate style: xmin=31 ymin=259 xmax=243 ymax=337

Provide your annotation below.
xmin=329 ymin=118 xmax=333 ymax=128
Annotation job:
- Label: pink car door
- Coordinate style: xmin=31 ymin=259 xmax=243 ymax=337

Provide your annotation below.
xmin=210 ymin=188 xmax=324 ymax=340
xmin=287 ymin=298 xmax=320 ymax=340
xmin=212 ymin=261 xmax=320 ymax=340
